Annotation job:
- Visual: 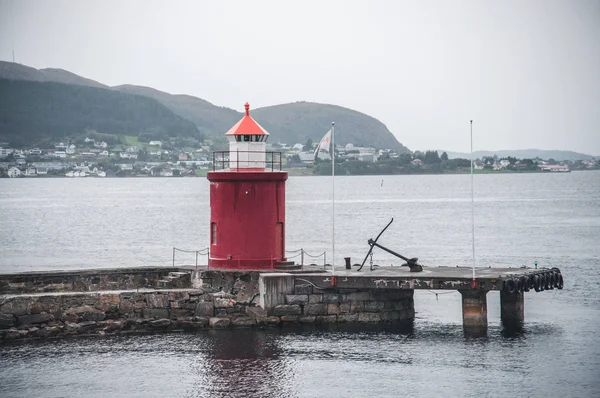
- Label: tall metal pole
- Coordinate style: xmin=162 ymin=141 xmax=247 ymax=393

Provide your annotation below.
xmin=331 ymin=122 xmax=335 ymax=275
xmin=470 ymin=120 xmax=475 ymax=280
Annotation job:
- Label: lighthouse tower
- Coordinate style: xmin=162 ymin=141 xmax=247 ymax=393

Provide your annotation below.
xmin=207 ymin=103 xmax=288 ymax=269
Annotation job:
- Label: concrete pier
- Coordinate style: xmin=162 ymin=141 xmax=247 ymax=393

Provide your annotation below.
xmin=459 ymin=290 xmax=488 ymax=336
xmin=0 ymin=265 xmax=562 ymax=342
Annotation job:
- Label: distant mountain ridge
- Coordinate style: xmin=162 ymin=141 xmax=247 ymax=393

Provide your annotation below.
xmin=443 ymin=149 xmax=596 ymax=161
xmin=0 ymin=61 xmax=409 ymax=151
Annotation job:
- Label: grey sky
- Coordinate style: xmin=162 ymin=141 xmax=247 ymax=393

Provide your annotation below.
xmin=1 ymin=0 xmax=599 ymax=154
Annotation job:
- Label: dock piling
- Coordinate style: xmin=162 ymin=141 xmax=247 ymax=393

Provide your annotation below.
xmin=460 ymin=290 xmax=488 ymax=336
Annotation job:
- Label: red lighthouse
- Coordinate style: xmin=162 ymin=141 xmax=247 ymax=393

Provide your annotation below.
xmin=207 ymin=103 xmax=288 ymax=269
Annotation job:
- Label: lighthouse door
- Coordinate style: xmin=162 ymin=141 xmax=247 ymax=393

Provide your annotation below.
xmin=275 ymin=222 xmax=284 ymax=259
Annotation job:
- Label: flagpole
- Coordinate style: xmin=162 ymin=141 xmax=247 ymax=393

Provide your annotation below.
xmin=470 ymin=120 xmax=475 ymax=281
xmin=331 ymin=122 xmax=335 ymax=275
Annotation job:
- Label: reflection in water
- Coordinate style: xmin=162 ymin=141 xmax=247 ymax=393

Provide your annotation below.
xmin=187 ymin=329 xmax=293 ymax=398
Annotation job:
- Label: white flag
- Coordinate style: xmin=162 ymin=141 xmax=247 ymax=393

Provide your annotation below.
xmin=314 ymin=129 xmax=332 ymax=159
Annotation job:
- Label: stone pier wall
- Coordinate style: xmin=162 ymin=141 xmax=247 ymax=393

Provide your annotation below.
xmin=0 ymin=268 xmax=190 ymax=294
xmin=1 ymin=268 xmax=415 ymax=343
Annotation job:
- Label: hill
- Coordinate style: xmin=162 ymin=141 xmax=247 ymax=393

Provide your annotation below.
xmin=0 ymin=61 xmax=107 ymax=88
xmin=112 ymin=85 xmax=241 ymax=136
xmin=443 ymin=149 xmax=596 ymax=161
xmin=0 ymin=79 xmax=201 ymax=147
xmin=252 ymin=102 xmax=409 ymax=151
xmin=0 ymin=62 xmax=408 ymax=150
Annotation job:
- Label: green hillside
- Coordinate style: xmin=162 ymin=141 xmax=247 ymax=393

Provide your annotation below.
xmin=113 ymin=85 xmax=241 ymax=136
xmin=0 ymin=79 xmax=201 ymax=147
xmin=253 ymin=102 xmax=409 ymax=151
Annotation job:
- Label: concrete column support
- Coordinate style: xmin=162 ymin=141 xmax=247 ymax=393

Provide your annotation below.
xmin=500 ymin=290 xmax=524 ymax=330
xmin=258 ymin=273 xmax=294 ymax=315
xmin=459 ymin=290 xmax=488 ymax=336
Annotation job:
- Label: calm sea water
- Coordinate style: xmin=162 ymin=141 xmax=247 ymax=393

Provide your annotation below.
xmin=1 ymin=172 xmax=599 ymax=397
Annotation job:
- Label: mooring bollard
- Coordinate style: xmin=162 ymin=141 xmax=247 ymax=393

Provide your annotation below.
xmin=345 ymin=257 xmax=351 ymax=270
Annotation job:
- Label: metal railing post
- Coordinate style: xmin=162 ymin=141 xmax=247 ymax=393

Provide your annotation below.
xmin=301 ymin=249 xmax=304 ymax=266
xmin=324 ymin=252 xmax=327 ymax=269
xmin=172 ymin=247 xmax=175 ymax=267
xmin=195 ymin=251 xmax=198 ymax=269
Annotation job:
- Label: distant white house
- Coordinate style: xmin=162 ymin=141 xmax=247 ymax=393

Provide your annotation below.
xmin=36 ymin=167 xmax=49 ymax=175
xmin=66 ymin=146 xmax=75 ymax=154
xmin=118 ymin=164 xmax=134 ymax=171
xmin=94 ymin=141 xmax=108 ymax=149
xmin=28 ymin=148 xmax=42 ymax=155
xmin=7 ymin=167 xmax=21 ymax=178
xmin=0 ymin=148 xmax=14 ymax=158
xmin=411 ymin=159 xmax=423 ymax=166
xmin=53 ymin=151 xmax=67 ymax=158
xmin=500 ymin=159 xmax=510 ymax=167
xmin=24 ymin=167 xmax=37 ymax=176
xmin=84 ymin=137 xmax=94 ymax=143
xmin=148 ymin=141 xmax=163 ymax=147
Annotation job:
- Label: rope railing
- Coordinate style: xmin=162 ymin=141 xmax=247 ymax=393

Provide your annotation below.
xmin=173 ymin=247 xmax=209 ymax=269
xmin=172 ymin=246 xmax=329 ymax=269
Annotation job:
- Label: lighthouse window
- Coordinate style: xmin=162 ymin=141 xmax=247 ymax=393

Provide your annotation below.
xmin=211 ymin=222 xmax=217 ymax=245
xmin=243 ymin=135 xmax=250 ymax=142
xmin=235 ymin=135 xmax=242 ymax=142
xmin=254 ymin=135 xmax=262 ymax=142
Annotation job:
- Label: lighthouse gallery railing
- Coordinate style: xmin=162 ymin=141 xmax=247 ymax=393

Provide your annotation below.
xmin=211 ymin=150 xmax=283 ymax=171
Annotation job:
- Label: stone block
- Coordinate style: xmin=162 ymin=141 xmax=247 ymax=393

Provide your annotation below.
xmin=119 ymin=300 xmax=135 ymax=315
xmin=381 ymin=311 xmax=401 ymax=322
xmin=323 ymin=293 xmax=341 ymax=303
xmin=215 ymin=309 xmax=228 ymax=316
xmin=285 ymin=295 xmax=309 ymax=305
xmin=168 ymin=291 xmax=189 ymax=301
xmin=1 ymin=300 xmax=28 ymax=316
xmin=146 ymin=294 xmax=169 ymax=309
xmin=393 ymin=301 xmax=405 ymax=311
xmin=294 ymin=284 xmax=313 ymax=295
xmin=339 ymin=303 xmax=351 ymax=313
xmin=308 ymin=294 xmax=323 ymax=304
xmin=358 ymin=313 xmax=382 ymax=322
xmin=337 ymin=313 xmax=359 ymax=323
xmin=280 ymin=315 xmax=299 ymax=322
xmin=144 ymin=309 xmax=169 ymax=319
xmin=150 ymin=318 xmax=171 ymax=328
xmin=304 ymin=303 xmax=328 ymax=315
xmin=273 ymin=305 xmax=302 ymax=316
xmin=37 ymin=325 xmax=60 ymax=338
xmin=169 ymin=309 xmax=192 ymax=319
xmin=364 ymin=301 xmax=385 ymax=312
xmin=214 ymin=298 xmax=235 ymax=309
xmin=299 ymin=316 xmax=316 ymax=323
xmin=350 ymin=301 xmax=365 ymax=312
xmin=77 ymin=321 xmax=99 ymax=333
xmin=169 ymin=301 xmax=180 ymax=309
xmin=346 ymin=291 xmax=370 ymax=301
xmin=209 ymin=317 xmax=231 ymax=329
xmin=29 ymin=302 xmax=44 ymax=314
xmin=246 ymin=307 xmax=268 ymax=324
xmin=17 ymin=313 xmax=53 ymax=326
xmin=0 ymin=313 xmax=16 ymax=330
xmin=266 ymin=316 xmax=281 ymax=325
xmin=195 ymin=301 xmax=214 ymax=317
xmin=64 ymin=306 xmax=105 ymax=322
xmin=94 ymin=294 xmax=120 ymax=312
xmin=327 ymin=304 xmax=341 ymax=315
xmin=315 ymin=315 xmax=337 ymax=323
xmin=231 ymin=316 xmax=255 ymax=327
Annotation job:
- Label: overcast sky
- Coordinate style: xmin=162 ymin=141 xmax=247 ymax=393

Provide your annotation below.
xmin=0 ymin=0 xmax=598 ymax=154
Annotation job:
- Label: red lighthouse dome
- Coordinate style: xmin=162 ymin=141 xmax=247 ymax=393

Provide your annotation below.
xmin=207 ymin=103 xmax=288 ymax=269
